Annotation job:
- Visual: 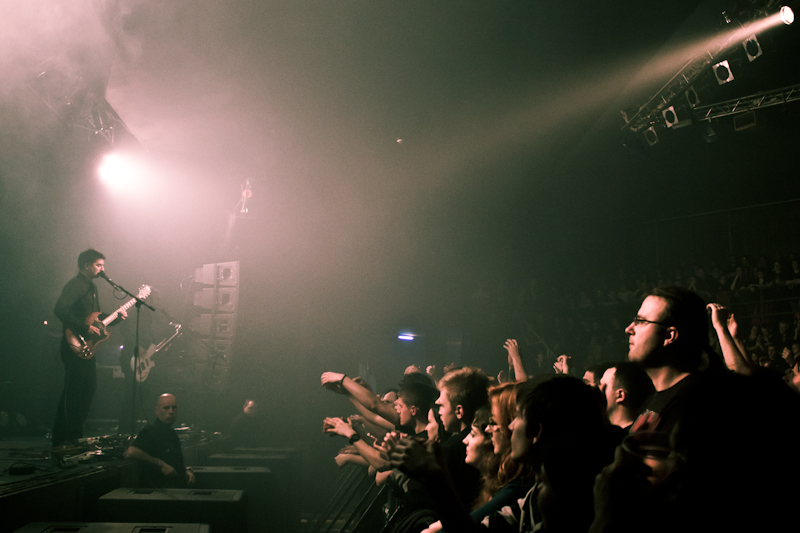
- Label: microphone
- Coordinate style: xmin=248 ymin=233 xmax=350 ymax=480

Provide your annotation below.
xmin=96 ymin=271 xmax=120 ymax=289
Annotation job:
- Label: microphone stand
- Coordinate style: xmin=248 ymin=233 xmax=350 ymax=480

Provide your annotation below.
xmin=99 ymin=273 xmax=154 ymax=436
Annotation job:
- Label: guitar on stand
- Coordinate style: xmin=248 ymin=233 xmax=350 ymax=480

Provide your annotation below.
xmin=65 ymin=285 xmax=152 ymax=360
xmin=131 ymin=322 xmax=183 ymax=382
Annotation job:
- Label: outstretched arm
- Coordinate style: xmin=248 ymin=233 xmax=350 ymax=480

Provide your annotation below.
xmin=324 ymin=417 xmax=390 ymax=471
xmin=322 ymin=372 xmax=400 ymax=425
xmin=348 ymin=398 xmax=396 ymax=432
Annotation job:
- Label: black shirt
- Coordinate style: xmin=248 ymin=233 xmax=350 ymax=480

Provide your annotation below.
xmin=54 ymin=274 xmax=99 ymax=336
xmin=132 ymin=418 xmax=187 ymax=488
xmin=632 ymin=372 xmax=704 ymax=433
xmin=441 ymin=426 xmax=481 ymax=509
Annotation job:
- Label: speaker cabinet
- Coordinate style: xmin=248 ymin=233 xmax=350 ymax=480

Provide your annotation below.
xmin=96 ymin=489 xmax=246 ymax=533
xmin=14 ymin=524 xmax=210 ymax=533
xmin=191 ymin=466 xmax=273 ymax=532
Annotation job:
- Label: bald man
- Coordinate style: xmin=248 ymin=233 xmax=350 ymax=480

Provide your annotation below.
xmin=125 ymin=393 xmax=194 ymax=487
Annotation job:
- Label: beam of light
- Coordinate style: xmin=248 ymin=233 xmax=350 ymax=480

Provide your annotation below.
xmin=402 ymin=5 xmax=798 ymax=195
xmin=398 ymin=334 xmax=415 ymax=341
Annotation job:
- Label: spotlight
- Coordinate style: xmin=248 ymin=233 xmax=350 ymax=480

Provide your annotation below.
xmin=685 ymin=86 xmax=700 ymax=108
xmin=781 ymin=6 xmax=794 ymax=25
xmin=398 ymin=333 xmax=416 ymax=341
xmin=644 ymin=126 xmax=659 ymax=147
xmin=662 ymin=106 xmax=692 ymax=129
xmin=742 ymin=35 xmax=762 ymax=61
xmin=98 ymin=153 xmax=134 ymax=188
xmin=713 ymin=60 xmax=734 ymax=85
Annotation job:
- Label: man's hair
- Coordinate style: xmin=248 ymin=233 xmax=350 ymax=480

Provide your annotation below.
xmin=610 ymin=362 xmax=655 ymax=412
xmin=439 ymin=367 xmax=490 ymax=425
xmin=585 ymin=362 xmax=613 ymax=381
xmin=649 ymin=286 xmax=708 ymax=370
xmin=398 ymin=381 xmax=437 ymax=414
xmin=78 ymin=249 xmax=105 ymax=270
xmin=516 ymin=376 xmax=604 ymax=445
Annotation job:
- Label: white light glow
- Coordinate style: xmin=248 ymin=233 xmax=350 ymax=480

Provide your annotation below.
xmin=398 ymin=334 xmax=415 ymax=341
xmin=781 ymin=6 xmax=794 ymax=25
xmin=98 ymin=152 xmax=152 ymax=196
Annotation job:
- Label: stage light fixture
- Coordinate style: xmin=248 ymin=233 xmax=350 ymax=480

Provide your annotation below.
xmin=662 ymin=105 xmax=693 ymax=129
xmin=685 ymin=86 xmax=700 ymax=108
xmin=702 ymin=124 xmax=719 ymax=143
xmin=742 ymin=35 xmax=763 ymax=61
xmin=713 ymin=60 xmax=734 ymax=84
xmin=781 ymin=6 xmax=794 ymax=25
xmin=644 ymin=126 xmax=659 ymax=147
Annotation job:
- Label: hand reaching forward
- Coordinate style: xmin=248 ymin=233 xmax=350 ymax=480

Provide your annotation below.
xmin=323 ymin=416 xmax=355 ymax=438
xmin=321 ymin=372 xmax=346 ymax=393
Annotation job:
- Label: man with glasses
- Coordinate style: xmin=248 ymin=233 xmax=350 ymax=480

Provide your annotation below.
xmin=625 ymin=287 xmax=709 ymax=432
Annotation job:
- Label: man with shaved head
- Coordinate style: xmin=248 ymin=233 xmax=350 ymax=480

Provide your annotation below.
xmin=125 ymin=393 xmax=194 ymax=487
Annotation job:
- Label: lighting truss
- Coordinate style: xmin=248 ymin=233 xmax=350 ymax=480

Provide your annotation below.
xmin=29 ymin=56 xmax=134 ymax=147
xmin=693 ymin=83 xmax=800 ymax=120
xmin=621 ymin=0 xmax=791 ymax=134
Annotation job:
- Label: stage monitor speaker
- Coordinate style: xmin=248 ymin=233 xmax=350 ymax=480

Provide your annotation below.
xmin=191 ymin=466 xmax=273 ymax=532
xmin=202 ymin=454 xmax=299 ymax=532
xmin=14 ymin=524 xmax=210 ymax=533
xmin=96 ymin=489 xmax=246 ymax=533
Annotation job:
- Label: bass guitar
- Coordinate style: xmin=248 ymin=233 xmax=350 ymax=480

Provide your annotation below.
xmin=130 ymin=323 xmax=182 ymax=382
xmin=65 ymin=285 xmax=151 ymax=359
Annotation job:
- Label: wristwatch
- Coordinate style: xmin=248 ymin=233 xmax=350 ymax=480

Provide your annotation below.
xmin=348 ymin=433 xmax=361 ymax=445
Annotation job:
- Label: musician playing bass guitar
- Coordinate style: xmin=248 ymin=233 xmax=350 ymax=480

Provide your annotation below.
xmin=52 ymin=249 xmax=127 ymax=447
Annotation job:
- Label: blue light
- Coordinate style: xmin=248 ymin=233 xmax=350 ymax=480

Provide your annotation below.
xmin=398 ymin=335 xmax=415 ymax=341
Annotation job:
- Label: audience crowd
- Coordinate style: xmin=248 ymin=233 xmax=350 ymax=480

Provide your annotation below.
xmin=468 ymin=253 xmax=800 ymax=377
xmin=320 ymin=274 xmax=800 ymax=532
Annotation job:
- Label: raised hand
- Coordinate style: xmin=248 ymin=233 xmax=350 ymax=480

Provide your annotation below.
xmin=554 ymin=354 xmax=571 ymax=375
xmin=726 ymin=312 xmax=740 ymax=339
xmin=504 ymin=339 xmax=520 ymax=365
xmin=706 ymin=303 xmax=730 ymax=332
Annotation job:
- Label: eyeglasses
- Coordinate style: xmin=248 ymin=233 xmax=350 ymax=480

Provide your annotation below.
xmin=631 ymin=317 xmax=672 ymax=327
